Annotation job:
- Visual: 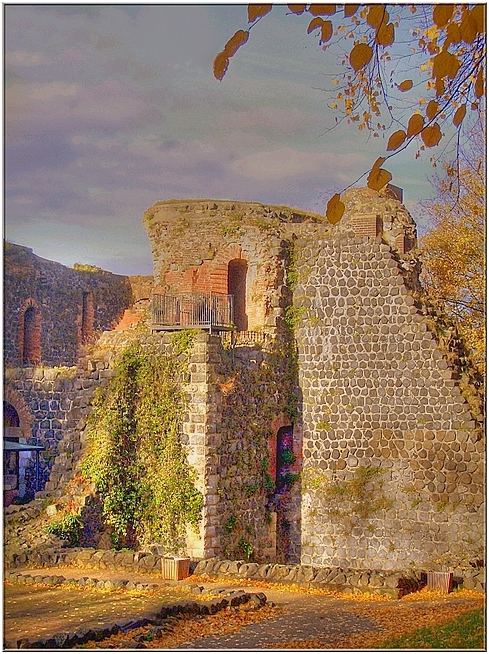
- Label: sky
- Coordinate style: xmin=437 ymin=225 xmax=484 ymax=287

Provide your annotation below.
xmin=5 ymin=4 xmax=437 ymax=275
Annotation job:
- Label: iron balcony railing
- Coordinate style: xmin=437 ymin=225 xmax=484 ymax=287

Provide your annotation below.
xmin=151 ymin=292 xmax=234 ymax=332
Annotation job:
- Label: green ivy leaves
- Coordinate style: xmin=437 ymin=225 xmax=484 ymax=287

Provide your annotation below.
xmin=81 ymin=338 xmax=203 ymax=552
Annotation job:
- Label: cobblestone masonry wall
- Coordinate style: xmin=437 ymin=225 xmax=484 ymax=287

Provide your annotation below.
xmin=4 ymin=328 xmax=211 ymax=559
xmin=294 ymin=231 xmax=484 ymax=571
xmin=5 ymin=189 xmax=483 ymax=573
xmin=3 ymin=355 xmax=116 ymax=502
xmin=144 ymin=193 xmax=417 ymax=333
xmin=4 ymin=243 xmax=133 ymax=366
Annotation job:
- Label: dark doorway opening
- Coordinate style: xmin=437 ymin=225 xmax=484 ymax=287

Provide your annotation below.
xmin=4 ymin=402 xmax=20 ymax=501
xmin=276 ymin=425 xmax=294 ymax=493
xmin=228 ymin=259 xmax=248 ymax=331
xmin=81 ymin=291 xmax=94 ymax=343
xmin=4 ymin=402 xmax=20 ymax=429
xmin=22 ymin=306 xmax=40 ymax=365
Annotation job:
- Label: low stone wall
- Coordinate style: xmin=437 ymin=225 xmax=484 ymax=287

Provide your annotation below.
xmin=192 ymin=557 xmax=485 ymax=596
xmin=4 ymin=571 xmax=259 ymax=650
xmin=7 ymin=543 xmax=485 ymax=596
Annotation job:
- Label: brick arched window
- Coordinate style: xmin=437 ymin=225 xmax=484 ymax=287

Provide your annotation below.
xmin=228 ymin=259 xmax=248 ymax=331
xmin=81 ymin=291 xmax=94 ymax=343
xmin=4 ymin=402 xmax=21 ymax=499
xmin=20 ymin=302 xmax=41 ymax=365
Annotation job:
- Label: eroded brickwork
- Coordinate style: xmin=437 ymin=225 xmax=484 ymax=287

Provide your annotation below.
xmin=4 ymin=243 xmax=133 ymax=367
xmin=200 ymin=335 xmax=302 ymax=563
xmin=144 ymin=200 xmax=328 ymax=332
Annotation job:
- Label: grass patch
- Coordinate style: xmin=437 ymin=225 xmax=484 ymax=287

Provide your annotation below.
xmin=379 ymin=608 xmax=485 ymax=650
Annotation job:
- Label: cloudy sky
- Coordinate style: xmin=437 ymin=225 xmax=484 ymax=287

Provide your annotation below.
xmin=6 ymin=5 xmax=436 ymax=274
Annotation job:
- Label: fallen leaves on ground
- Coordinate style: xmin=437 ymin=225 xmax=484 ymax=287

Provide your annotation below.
xmin=81 ymin=601 xmax=282 ymax=649
xmin=267 ymin=590 xmax=485 ymax=649
xmin=401 ymin=588 xmax=483 ymax=602
xmin=188 ymin=574 xmax=392 ymax=601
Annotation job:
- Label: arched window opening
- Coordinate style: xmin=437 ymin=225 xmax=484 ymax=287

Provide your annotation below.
xmin=3 ymin=402 xmax=20 ymax=500
xmin=228 ymin=259 xmax=248 ymax=331
xmin=81 ymin=291 xmax=94 ymax=343
xmin=4 ymin=402 xmax=20 ymax=429
xmin=22 ymin=306 xmax=40 ymax=365
xmin=276 ymin=425 xmax=294 ymax=493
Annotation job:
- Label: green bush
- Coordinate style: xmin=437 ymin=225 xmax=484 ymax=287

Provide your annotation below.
xmin=279 ymin=447 xmax=295 ymax=465
xmin=45 ymin=512 xmax=82 ymax=546
xmin=238 ymin=537 xmax=254 ymax=561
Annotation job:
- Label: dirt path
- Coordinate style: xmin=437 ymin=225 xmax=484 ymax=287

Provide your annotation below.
xmin=5 ymin=570 xmax=484 ymax=650
xmin=143 ymin=591 xmax=484 ymax=650
xmin=4 ymin=579 xmax=199 ymax=644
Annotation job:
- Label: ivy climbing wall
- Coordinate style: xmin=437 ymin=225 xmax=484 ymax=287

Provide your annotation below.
xmin=200 ymin=335 xmax=302 ymax=563
xmin=294 ymin=231 xmax=484 ymax=572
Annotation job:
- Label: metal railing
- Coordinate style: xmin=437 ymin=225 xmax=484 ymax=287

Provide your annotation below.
xmin=219 ymin=330 xmax=274 ymax=349
xmin=151 ymin=293 xmax=234 ymax=332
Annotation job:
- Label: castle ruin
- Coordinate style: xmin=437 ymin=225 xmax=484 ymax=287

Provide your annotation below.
xmin=4 ymin=187 xmax=484 ymax=581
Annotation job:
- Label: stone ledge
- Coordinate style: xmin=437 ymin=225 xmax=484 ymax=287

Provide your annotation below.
xmin=192 ymin=558 xmax=485 ymax=597
xmin=8 ymin=546 xmax=195 ymax=578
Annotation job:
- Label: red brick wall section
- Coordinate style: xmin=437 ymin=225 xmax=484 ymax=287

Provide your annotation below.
xmin=18 ymin=298 xmax=41 ymax=365
xmin=395 ymin=233 xmax=406 ymax=254
xmin=164 ymin=245 xmax=245 ymax=297
xmin=350 ymin=214 xmax=383 ymax=239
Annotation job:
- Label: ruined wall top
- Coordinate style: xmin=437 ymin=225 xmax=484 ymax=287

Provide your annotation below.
xmin=145 ymin=188 xmax=417 ymax=251
xmin=4 ymin=242 xmax=133 ymax=367
xmin=144 ymin=191 xmax=419 ymax=312
xmin=340 ymin=186 xmax=418 ymax=252
xmin=144 ymin=198 xmax=326 ymax=229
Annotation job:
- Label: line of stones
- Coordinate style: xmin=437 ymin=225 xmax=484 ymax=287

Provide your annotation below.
xmin=4 ymin=580 xmax=263 ymax=650
xmin=9 ymin=546 xmax=168 ymax=574
xmin=9 ymin=545 xmax=486 ymax=595
xmin=193 ymin=558 xmax=485 ymax=596
xmin=8 ymin=544 xmax=485 ymax=596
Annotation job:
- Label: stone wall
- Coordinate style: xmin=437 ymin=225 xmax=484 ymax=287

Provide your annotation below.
xmin=128 ymin=275 xmax=154 ymax=305
xmin=144 ymin=200 xmax=327 ymax=332
xmin=144 ymin=195 xmax=416 ymax=334
xmin=4 ymin=242 xmax=133 ymax=367
xmin=294 ymin=230 xmax=484 ymax=571
xmin=4 ymin=359 xmax=112 ymax=502
xmin=182 ymin=333 xmax=301 ymax=563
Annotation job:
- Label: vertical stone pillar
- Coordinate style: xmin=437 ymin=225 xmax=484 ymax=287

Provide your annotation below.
xmin=183 ymin=332 xmax=222 ymax=558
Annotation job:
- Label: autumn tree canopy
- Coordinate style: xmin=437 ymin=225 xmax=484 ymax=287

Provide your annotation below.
xmin=214 ymin=4 xmax=486 ymax=223
xmin=420 ymin=121 xmax=485 ymax=372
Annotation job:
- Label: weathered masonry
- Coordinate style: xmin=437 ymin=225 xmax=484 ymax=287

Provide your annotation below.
xmin=4 ymin=186 xmax=484 ymax=575
xmin=142 ymin=189 xmax=483 ymax=570
xmin=3 ymin=243 xmax=152 ymax=499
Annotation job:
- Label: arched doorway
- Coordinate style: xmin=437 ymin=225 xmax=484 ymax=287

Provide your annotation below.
xmin=228 ymin=259 xmax=248 ymax=331
xmin=4 ymin=402 xmax=20 ymax=429
xmin=4 ymin=402 xmax=21 ymax=504
xmin=22 ymin=306 xmax=41 ymax=365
